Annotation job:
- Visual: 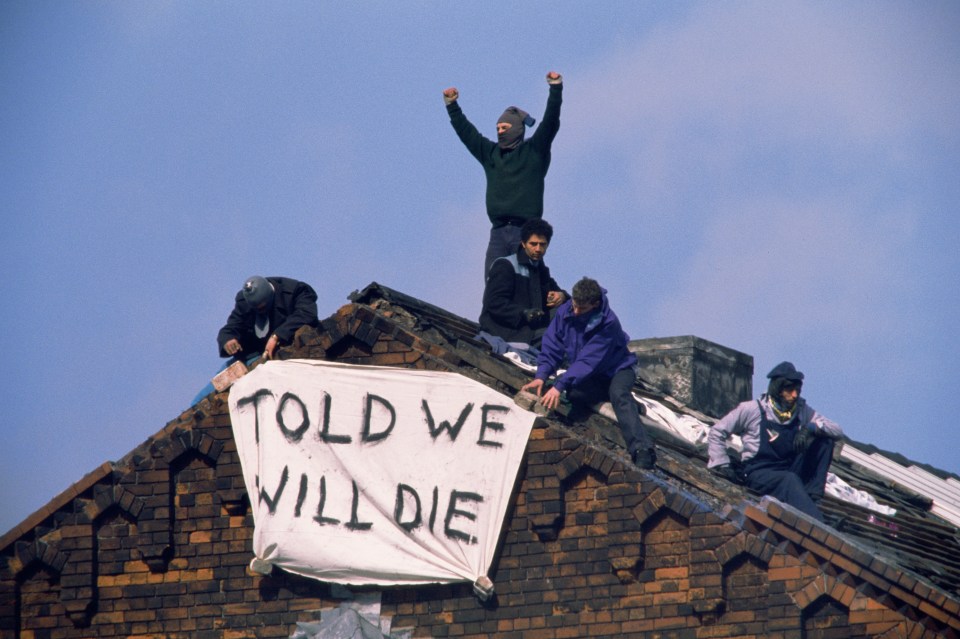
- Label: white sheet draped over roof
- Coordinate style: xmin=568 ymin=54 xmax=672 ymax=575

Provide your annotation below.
xmin=229 ymin=360 xmax=536 ymax=586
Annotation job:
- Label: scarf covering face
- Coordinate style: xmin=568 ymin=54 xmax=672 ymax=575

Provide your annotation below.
xmin=497 ymin=106 xmax=533 ymax=150
xmin=765 ymin=361 xmax=804 ymax=418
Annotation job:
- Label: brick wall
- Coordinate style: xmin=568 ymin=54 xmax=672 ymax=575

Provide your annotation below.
xmin=2 ymin=304 xmax=957 ymax=639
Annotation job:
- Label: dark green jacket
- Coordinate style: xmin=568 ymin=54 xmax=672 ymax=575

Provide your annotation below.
xmin=447 ymin=84 xmax=562 ymax=226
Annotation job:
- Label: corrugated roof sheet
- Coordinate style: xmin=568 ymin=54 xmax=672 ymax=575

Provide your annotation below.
xmin=840 ymin=446 xmax=960 ymax=527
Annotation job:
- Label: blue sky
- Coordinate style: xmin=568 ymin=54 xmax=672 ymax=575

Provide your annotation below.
xmin=2 ymin=1 xmax=958 ymax=534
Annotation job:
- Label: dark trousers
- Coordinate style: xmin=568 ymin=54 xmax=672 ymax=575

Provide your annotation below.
xmin=745 ymin=436 xmax=835 ymax=521
xmin=567 ymin=368 xmax=651 ymax=455
xmin=485 ymin=224 xmax=523 ymax=278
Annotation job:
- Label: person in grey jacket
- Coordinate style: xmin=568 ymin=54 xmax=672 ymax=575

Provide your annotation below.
xmin=707 ymin=361 xmax=844 ymax=521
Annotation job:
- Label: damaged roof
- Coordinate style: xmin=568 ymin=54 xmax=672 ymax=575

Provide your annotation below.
xmin=350 ymin=282 xmax=960 ymax=600
xmin=3 ymin=281 xmax=959 ymax=635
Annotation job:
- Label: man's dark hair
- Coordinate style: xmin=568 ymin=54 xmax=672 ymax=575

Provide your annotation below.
xmin=572 ymin=277 xmax=602 ymax=306
xmin=520 ymin=218 xmax=554 ymax=243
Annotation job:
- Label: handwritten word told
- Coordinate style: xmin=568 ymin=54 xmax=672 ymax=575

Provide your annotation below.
xmin=235 ymin=387 xmax=514 ymax=545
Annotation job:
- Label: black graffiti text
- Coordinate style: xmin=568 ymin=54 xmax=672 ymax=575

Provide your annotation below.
xmin=237 ymin=389 xmax=511 ymax=448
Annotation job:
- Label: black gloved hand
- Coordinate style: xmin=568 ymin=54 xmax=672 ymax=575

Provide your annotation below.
xmin=794 ymin=423 xmax=816 ymax=454
xmin=523 ymin=308 xmax=546 ymax=325
xmin=710 ymin=464 xmax=742 ymax=485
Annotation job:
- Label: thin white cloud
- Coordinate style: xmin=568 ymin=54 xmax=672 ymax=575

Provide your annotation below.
xmin=535 ymin=2 xmax=958 ymax=475
xmin=651 ymin=195 xmax=919 ymax=355
xmin=548 ymin=3 xmax=959 ymax=221
xmin=564 ymin=3 xmax=960 ymax=146
xmin=547 ymin=2 xmax=956 ymax=353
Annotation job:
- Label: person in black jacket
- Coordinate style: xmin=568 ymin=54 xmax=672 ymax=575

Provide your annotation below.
xmin=479 ymin=219 xmax=566 ymax=347
xmin=443 ymin=71 xmax=563 ymax=276
xmin=217 ymin=276 xmax=319 ymax=361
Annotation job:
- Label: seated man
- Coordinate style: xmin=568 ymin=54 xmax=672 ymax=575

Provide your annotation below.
xmin=479 ymin=219 xmax=566 ymax=349
xmin=217 ymin=275 xmax=320 ymax=361
xmin=521 ymin=277 xmax=656 ymax=469
xmin=707 ymin=361 xmax=844 ymax=521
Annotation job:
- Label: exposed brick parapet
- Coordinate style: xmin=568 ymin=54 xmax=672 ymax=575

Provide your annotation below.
xmin=742 ymin=496 xmax=960 ymax=634
xmin=9 ymin=540 xmax=67 ymax=578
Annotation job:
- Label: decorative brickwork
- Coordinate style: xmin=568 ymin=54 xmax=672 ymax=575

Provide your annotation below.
xmin=1 ymin=300 xmax=958 ymax=638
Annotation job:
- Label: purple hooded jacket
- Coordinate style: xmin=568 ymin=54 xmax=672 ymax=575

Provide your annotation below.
xmin=535 ymin=289 xmax=636 ymax=392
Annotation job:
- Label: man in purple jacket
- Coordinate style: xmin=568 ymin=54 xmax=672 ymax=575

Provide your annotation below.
xmin=522 ymin=277 xmax=656 ymax=469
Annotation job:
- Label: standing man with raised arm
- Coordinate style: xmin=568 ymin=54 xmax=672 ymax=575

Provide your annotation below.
xmin=443 ymin=71 xmax=563 ymax=277
xmin=522 ymin=277 xmax=656 ymax=470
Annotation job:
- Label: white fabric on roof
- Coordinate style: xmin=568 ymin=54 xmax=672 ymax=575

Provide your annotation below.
xmin=230 ymin=360 xmax=536 ymax=586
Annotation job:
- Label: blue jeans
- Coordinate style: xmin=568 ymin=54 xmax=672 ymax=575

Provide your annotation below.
xmin=484 ymin=224 xmax=524 ymax=278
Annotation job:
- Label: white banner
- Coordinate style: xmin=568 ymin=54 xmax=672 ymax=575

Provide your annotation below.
xmin=228 ymin=359 xmax=536 ymax=586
